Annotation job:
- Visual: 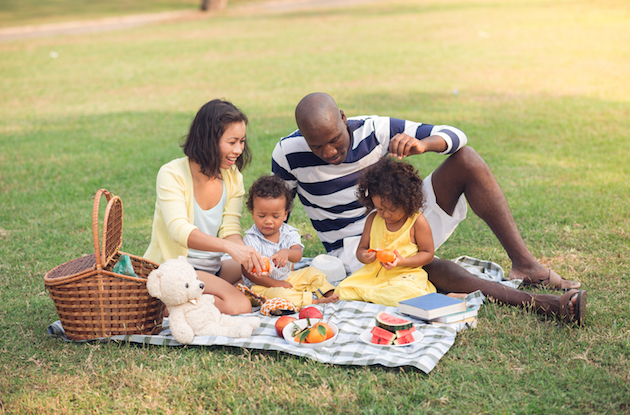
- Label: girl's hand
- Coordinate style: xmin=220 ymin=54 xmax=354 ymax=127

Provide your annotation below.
xmin=361 ymin=249 xmax=377 ymax=264
xmin=270 ymin=251 xmax=289 ymax=269
xmin=381 ymin=250 xmax=402 ymax=270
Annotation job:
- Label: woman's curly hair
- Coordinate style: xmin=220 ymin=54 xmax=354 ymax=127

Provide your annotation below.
xmin=356 ymin=157 xmax=425 ymax=217
xmin=246 ymin=175 xmax=294 ymax=212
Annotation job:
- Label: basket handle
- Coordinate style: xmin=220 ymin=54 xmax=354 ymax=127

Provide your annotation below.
xmin=92 ymin=189 xmax=123 ymax=270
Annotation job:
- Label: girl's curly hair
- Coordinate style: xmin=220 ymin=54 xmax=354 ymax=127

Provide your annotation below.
xmin=356 ymin=157 xmax=425 ymax=217
xmin=246 ymin=175 xmax=294 ymax=212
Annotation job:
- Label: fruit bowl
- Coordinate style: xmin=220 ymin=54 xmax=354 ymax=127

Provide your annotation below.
xmin=283 ymin=318 xmax=339 ymax=348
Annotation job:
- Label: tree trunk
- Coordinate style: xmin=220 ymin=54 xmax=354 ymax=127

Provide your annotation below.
xmin=201 ymin=0 xmax=227 ymax=11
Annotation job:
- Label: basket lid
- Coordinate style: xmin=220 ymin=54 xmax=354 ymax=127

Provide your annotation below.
xmin=93 ymin=189 xmax=123 ymax=269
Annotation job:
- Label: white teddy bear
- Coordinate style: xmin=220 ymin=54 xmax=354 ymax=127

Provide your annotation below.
xmin=147 ymin=256 xmax=261 ymax=344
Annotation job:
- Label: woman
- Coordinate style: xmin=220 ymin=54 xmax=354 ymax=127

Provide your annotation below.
xmin=145 ymin=99 xmax=264 ymax=314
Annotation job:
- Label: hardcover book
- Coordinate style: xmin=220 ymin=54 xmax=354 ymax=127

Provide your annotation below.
xmin=431 ymin=307 xmax=478 ymax=323
xmin=398 ymin=293 xmax=467 ymax=320
xmin=432 ymin=316 xmax=478 ymax=328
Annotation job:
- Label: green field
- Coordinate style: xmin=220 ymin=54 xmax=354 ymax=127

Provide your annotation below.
xmin=1 ymin=0 xmax=629 ymax=413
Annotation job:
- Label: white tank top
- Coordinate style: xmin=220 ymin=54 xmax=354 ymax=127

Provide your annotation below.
xmin=187 ymin=182 xmax=227 ymax=271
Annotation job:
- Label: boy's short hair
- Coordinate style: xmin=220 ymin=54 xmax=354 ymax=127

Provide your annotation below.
xmin=246 ymin=175 xmax=294 ymax=212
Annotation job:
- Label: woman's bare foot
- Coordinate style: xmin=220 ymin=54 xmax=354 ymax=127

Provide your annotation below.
xmin=314 ymin=293 xmax=339 ymax=304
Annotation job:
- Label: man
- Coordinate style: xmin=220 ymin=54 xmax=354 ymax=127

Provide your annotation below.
xmin=272 ymin=92 xmax=586 ymax=324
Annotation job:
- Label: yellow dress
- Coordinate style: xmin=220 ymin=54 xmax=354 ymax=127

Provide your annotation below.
xmin=335 ymin=212 xmax=436 ymax=307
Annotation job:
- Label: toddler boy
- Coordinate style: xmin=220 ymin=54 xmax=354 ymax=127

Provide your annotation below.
xmin=242 ymin=175 xmax=339 ymax=307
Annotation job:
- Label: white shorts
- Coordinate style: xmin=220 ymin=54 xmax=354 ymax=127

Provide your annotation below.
xmin=330 ymin=172 xmax=467 ymax=274
xmin=186 ymin=256 xmax=221 ymax=275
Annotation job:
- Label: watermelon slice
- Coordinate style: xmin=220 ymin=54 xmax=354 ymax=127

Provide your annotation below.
xmin=370 ymin=326 xmax=396 ymax=344
xmin=375 ymin=312 xmax=413 ymax=332
xmin=371 ymin=334 xmax=394 ymax=345
xmin=371 ymin=326 xmax=393 ymax=336
xmin=393 ymin=332 xmax=415 ymax=345
xmin=395 ymin=326 xmax=416 ymax=338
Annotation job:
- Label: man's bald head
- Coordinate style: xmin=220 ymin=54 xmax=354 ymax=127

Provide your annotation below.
xmin=295 ymin=92 xmax=341 ymax=134
xmin=294 ymin=92 xmax=351 ymax=165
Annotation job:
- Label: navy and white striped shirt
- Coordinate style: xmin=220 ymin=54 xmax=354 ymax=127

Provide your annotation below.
xmin=271 ymin=115 xmax=467 ymax=253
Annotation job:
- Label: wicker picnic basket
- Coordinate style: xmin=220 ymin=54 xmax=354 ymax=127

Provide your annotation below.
xmin=44 ymin=189 xmax=165 ymax=340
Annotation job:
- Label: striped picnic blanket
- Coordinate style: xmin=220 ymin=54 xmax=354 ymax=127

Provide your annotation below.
xmin=48 ymin=291 xmax=485 ymax=374
xmin=47 ymin=257 xmax=509 ymax=373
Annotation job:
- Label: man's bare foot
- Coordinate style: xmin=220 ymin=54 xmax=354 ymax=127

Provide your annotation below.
xmin=509 ymin=267 xmax=580 ymax=290
xmin=314 ymin=293 xmax=339 ymax=304
xmin=532 ymin=289 xmax=586 ymax=325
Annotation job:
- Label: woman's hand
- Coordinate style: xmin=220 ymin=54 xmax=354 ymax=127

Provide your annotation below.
xmin=224 ymin=239 xmax=265 ymax=275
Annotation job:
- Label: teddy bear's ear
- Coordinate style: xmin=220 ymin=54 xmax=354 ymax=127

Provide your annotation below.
xmin=146 ymin=269 xmax=163 ymax=299
xmin=177 ymin=255 xmax=187 ymax=262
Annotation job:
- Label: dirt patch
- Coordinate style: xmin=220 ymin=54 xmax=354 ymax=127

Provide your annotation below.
xmin=0 ymin=10 xmax=205 ymax=41
xmin=0 ymin=0 xmax=383 ymax=41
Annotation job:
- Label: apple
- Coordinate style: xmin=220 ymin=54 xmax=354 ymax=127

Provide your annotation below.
xmin=275 ymin=315 xmax=297 ymax=338
xmin=299 ymin=306 xmax=323 ymax=320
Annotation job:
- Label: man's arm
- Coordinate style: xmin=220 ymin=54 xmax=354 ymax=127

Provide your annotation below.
xmin=386 ymin=118 xmax=467 ymax=159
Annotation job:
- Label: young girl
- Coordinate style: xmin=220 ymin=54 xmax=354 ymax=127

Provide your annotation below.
xmin=144 ymin=99 xmax=266 ymax=315
xmin=335 ymin=157 xmax=437 ymax=307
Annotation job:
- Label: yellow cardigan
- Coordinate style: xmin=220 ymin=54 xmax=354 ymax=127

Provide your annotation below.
xmin=144 ymin=156 xmax=244 ymax=264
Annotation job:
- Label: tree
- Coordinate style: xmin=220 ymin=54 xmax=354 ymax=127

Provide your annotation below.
xmin=200 ymin=0 xmax=227 ymax=11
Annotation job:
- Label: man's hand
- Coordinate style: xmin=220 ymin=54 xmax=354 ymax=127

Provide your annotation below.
xmin=389 ymin=133 xmax=427 ymax=159
xmin=388 ymin=133 xmax=447 ymax=159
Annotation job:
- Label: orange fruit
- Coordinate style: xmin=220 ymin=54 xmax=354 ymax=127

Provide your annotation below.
xmin=376 ymin=250 xmax=396 ymax=263
xmin=368 ymin=249 xmax=396 ymax=263
xmin=252 ymin=257 xmax=270 ymax=273
xmin=317 ymin=322 xmax=335 ymax=340
xmin=305 ymin=324 xmax=327 ymax=343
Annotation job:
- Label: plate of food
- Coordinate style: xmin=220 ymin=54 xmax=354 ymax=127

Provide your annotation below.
xmin=283 ymin=318 xmax=338 ymax=349
xmin=360 ymin=325 xmax=423 ymax=347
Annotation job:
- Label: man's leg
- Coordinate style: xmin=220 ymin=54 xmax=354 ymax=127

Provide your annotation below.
xmin=424 ymin=258 xmax=585 ymax=324
xmin=429 ymin=147 xmax=579 ymax=289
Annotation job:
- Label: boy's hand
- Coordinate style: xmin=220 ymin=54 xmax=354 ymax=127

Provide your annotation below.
xmin=273 ymin=280 xmax=293 ymax=289
xmin=271 ymin=251 xmax=289 ymax=269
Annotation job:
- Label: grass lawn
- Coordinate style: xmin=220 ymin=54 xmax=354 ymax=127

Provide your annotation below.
xmin=1 ymin=0 xmax=629 ymax=413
